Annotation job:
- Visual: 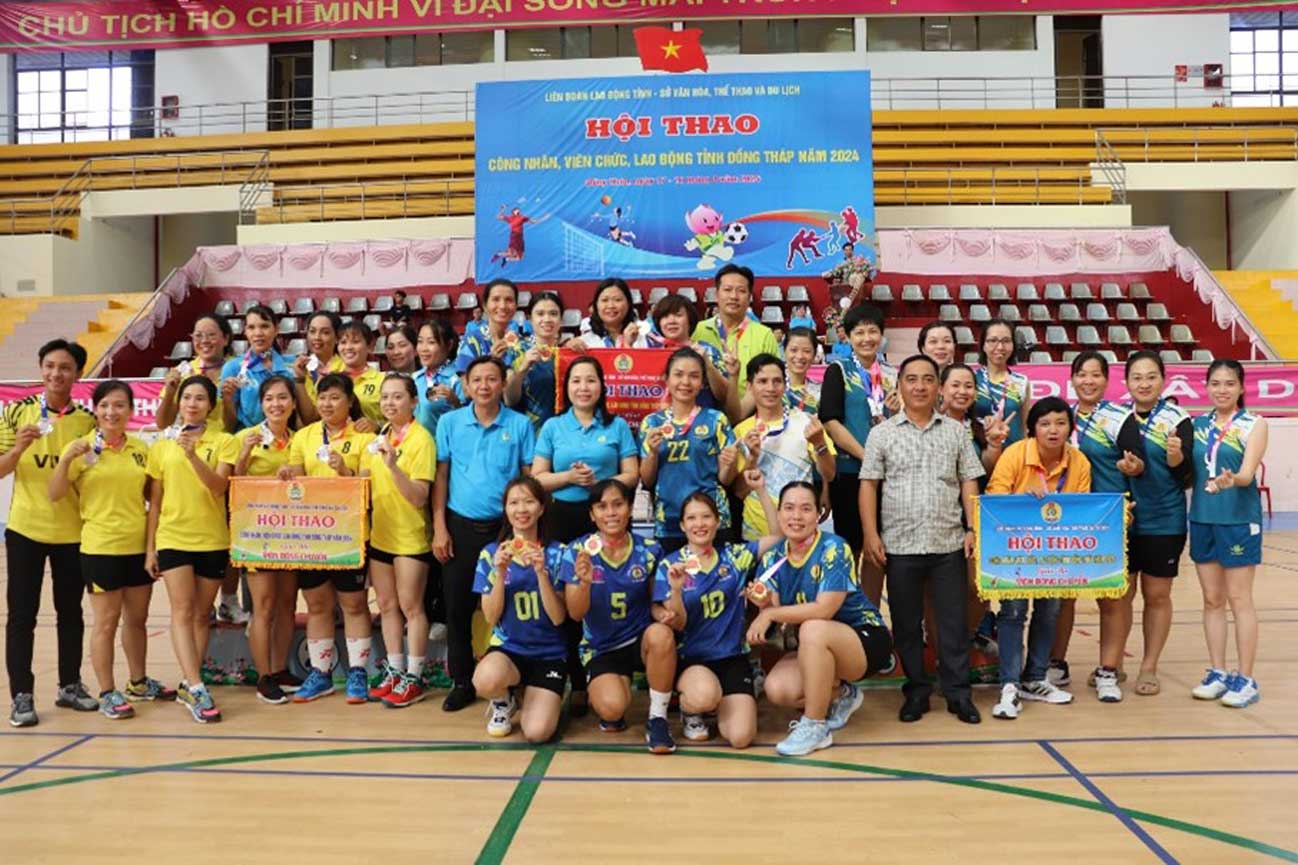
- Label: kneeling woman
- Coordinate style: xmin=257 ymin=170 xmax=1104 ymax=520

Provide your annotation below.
xmin=656 ymin=485 xmax=782 ymax=748
xmin=361 ymin=374 xmax=436 ymax=709
xmin=50 ymin=380 xmax=175 ymax=719
xmin=750 ymin=482 xmax=893 ymax=756
xmin=145 ymin=376 xmax=235 ymax=723
xmin=280 ymin=373 xmax=377 ymax=703
xmin=564 ymin=479 xmax=676 ymax=753
xmin=472 ymin=477 xmax=569 ymax=743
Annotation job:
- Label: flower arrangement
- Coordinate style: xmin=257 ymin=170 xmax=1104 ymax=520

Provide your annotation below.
xmin=821 ymin=253 xmax=879 ymax=288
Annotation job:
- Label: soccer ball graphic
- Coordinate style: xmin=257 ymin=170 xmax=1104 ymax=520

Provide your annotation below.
xmin=724 ymin=222 xmax=748 ymax=245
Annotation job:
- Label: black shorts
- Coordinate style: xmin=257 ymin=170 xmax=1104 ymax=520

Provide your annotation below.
xmin=368 ymin=546 xmax=434 ymax=567
xmin=298 ymin=569 xmax=367 ymax=593
xmin=679 ymin=654 xmax=754 ymax=698
xmin=156 ymin=549 xmax=228 ymax=580
xmin=487 ymin=647 xmax=567 ymax=695
xmin=585 ymin=640 xmax=643 ymax=681
xmin=81 ymin=553 xmax=152 ymax=593
xmin=1129 ymin=533 xmax=1187 ymax=579
xmin=855 ymin=623 xmax=894 ymax=677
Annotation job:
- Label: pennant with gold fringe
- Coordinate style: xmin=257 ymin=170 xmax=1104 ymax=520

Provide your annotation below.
xmin=229 ymin=476 xmax=369 ymax=571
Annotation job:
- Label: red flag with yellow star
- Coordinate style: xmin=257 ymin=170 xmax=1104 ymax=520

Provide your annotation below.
xmin=634 ymin=26 xmax=708 ymax=73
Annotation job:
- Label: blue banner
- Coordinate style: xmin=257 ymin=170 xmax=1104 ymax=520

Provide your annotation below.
xmin=975 ymin=493 xmax=1128 ymax=601
xmin=474 ymin=71 xmax=874 ymax=282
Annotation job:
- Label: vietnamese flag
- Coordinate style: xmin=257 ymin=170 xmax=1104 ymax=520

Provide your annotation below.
xmin=634 ymin=26 xmax=708 ymax=74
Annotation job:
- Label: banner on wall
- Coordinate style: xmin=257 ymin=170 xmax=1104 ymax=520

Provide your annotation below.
xmin=474 ymin=71 xmax=874 ymax=282
xmin=975 ymin=492 xmax=1128 ymax=602
xmin=0 ymin=379 xmax=167 ymax=430
xmin=555 ymin=347 xmax=671 ymax=428
xmin=0 ymin=0 xmax=1282 ymax=53
xmin=229 ymin=477 xmax=369 ymax=571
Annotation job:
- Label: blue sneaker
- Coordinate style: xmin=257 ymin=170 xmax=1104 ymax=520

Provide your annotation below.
xmin=645 ymin=716 xmax=676 ymax=754
xmin=599 ymin=717 xmax=627 ymax=733
xmin=1221 ymin=673 xmax=1259 ymax=708
xmin=1192 ymin=668 xmax=1230 ymax=700
xmin=826 ymin=682 xmax=864 ymax=731
xmin=775 ymin=716 xmax=832 ymax=757
xmin=292 ymin=668 xmax=335 ymax=703
xmin=345 ymin=667 xmax=369 ymax=704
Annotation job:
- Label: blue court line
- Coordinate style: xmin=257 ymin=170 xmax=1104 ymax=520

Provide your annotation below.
xmin=2 ymin=761 xmax=1297 ymax=786
xmin=0 ymin=734 xmax=94 ymax=785
xmin=1 ymin=729 xmax=1295 ymax=750
xmin=1040 ymin=741 xmax=1180 ymax=865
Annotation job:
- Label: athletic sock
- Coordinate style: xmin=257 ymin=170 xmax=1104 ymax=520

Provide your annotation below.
xmin=345 ymin=637 xmax=373 ymax=669
xmin=388 ymin=653 xmax=406 ymax=673
xmin=308 ymin=638 xmax=335 ymax=672
xmin=648 ymin=689 xmax=671 ymax=719
xmin=408 ymin=656 xmax=423 ymax=678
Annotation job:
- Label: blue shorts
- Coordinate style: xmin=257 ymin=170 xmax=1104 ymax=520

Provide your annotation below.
xmin=1189 ymin=521 xmax=1262 ymax=568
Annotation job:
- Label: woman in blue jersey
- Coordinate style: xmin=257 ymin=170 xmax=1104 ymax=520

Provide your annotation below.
xmin=1109 ymin=350 xmax=1193 ymax=701
xmin=657 ymin=485 xmax=783 ymax=748
xmin=783 ymin=327 xmax=821 ymax=415
xmin=1189 ymin=360 xmax=1268 ymax=709
xmin=974 ymin=318 xmax=1031 ymax=446
xmin=581 ymin=277 xmax=649 ymax=349
xmin=564 ymin=480 xmax=677 ymax=753
xmin=533 ymin=355 xmax=639 ymax=714
xmin=456 ymin=278 xmax=524 ymax=373
xmin=472 ymin=476 xmax=569 ymax=743
xmin=650 ymin=294 xmax=729 ymax=412
xmin=220 ymin=303 xmax=293 ymax=431
xmin=505 ymin=291 xmax=563 ymax=431
xmin=639 ymin=347 xmax=739 ymax=556
xmin=1047 ymin=350 xmax=1145 ymax=693
xmin=413 ymin=317 xmax=462 ymax=438
xmin=752 ymin=482 xmax=893 ymax=756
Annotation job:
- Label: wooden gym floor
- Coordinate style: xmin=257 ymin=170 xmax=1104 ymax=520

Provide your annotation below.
xmin=1 ymin=527 xmax=1296 ymax=865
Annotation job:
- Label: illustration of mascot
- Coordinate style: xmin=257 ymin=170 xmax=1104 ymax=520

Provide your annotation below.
xmin=684 ymin=203 xmax=745 ymax=270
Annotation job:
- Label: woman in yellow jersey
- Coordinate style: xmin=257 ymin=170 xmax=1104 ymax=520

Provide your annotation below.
xmin=385 ymin=324 xmax=420 ymax=375
xmin=293 ymin=310 xmax=346 ymax=422
xmin=157 ymin=313 xmax=231 ymax=433
xmin=50 ymin=380 xmax=174 ymax=721
xmin=361 ymin=375 xmax=436 ymax=708
xmin=232 ymin=375 xmax=302 ymax=705
xmin=279 ymin=372 xmax=377 ymax=703
xmin=336 ymin=320 xmax=384 ymax=430
xmin=145 ymin=375 xmax=235 ymax=724
xmin=1 ymin=339 xmax=97 ymax=727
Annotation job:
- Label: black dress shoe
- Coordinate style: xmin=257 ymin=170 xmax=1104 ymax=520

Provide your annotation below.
xmin=899 ymin=693 xmax=930 ymax=723
xmin=947 ymin=698 xmax=982 ymax=724
xmin=442 ymin=683 xmax=476 ymax=712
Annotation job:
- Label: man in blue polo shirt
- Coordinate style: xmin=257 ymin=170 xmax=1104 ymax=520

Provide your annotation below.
xmin=433 ymin=355 xmax=536 ymax=711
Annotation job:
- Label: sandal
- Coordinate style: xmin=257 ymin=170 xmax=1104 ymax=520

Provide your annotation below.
xmin=1134 ymin=672 xmax=1160 ymax=696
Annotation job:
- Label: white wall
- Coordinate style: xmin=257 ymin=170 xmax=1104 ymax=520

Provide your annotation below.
xmin=1102 ymin=13 xmax=1230 ymax=108
xmin=1128 ymin=190 xmax=1228 ymax=268
xmin=1229 ymin=188 xmax=1298 ymax=270
xmin=154 ymin=44 xmax=269 ymax=135
xmin=238 ymin=214 xmax=472 ymax=245
xmin=159 ymin=212 xmax=238 ymax=278
xmin=0 ymin=235 xmax=56 ymax=296
xmin=0 ymin=215 xmax=155 ymax=297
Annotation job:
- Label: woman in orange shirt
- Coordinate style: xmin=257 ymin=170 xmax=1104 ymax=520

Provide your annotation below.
xmin=984 ymin=396 xmax=1091 ymax=720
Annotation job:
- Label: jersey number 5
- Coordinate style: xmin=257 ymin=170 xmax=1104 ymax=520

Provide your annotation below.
xmin=610 ymin=591 xmax=627 ymax=620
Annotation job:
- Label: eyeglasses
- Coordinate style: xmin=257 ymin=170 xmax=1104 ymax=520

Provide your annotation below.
xmin=984 ymin=338 xmax=1014 ymax=346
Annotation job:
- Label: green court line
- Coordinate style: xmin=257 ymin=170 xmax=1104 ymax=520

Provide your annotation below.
xmin=476 ymin=746 xmax=556 ymax=865
xmin=0 ymin=741 xmax=1293 ymax=863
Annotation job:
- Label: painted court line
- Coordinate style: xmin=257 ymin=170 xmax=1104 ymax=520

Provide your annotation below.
xmin=476 ymin=746 xmax=555 ymax=865
xmin=0 ymin=734 xmax=94 ymax=785
xmin=1039 ymin=740 xmax=1180 ymax=865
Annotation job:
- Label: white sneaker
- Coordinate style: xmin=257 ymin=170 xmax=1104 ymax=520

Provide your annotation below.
xmin=1094 ymin=668 xmax=1123 ymax=703
xmin=991 ymin=683 xmax=1020 ymax=720
xmin=1020 ymin=679 xmax=1074 ymax=705
xmin=1192 ymin=668 xmax=1230 ymax=700
xmin=1220 ymin=673 xmax=1259 ymax=709
xmin=216 ymin=596 xmax=250 ymax=626
xmin=486 ymin=695 xmax=516 ymax=737
xmin=682 ymin=712 xmax=710 ymax=742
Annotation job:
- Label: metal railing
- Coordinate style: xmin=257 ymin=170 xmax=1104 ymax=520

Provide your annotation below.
xmin=1092 ymin=133 xmax=1128 ymax=204
xmin=5 ymin=73 xmax=1291 ymax=143
xmin=1096 ymin=125 xmax=1298 ymax=162
xmin=1179 ymin=246 xmax=1279 ymax=362
xmin=90 ymin=267 xmax=176 ymax=378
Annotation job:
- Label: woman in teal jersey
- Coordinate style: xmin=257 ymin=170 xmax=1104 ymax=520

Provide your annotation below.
xmin=639 ymin=347 xmax=739 ymax=556
xmin=413 ymin=317 xmax=462 ymax=438
xmin=751 ymin=483 xmax=893 ymax=757
xmin=973 ymin=319 xmax=1031 ymax=446
xmin=1188 ymin=360 xmax=1268 ymax=709
xmin=472 ymin=476 xmax=569 ymax=743
xmin=1098 ymin=351 xmax=1193 ymax=702
xmin=1049 ymin=350 xmax=1146 ymax=691
xmin=505 ymin=291 xmax=563 ymax=431
xmin=655 ymin=487 xmax=782 ymax=748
